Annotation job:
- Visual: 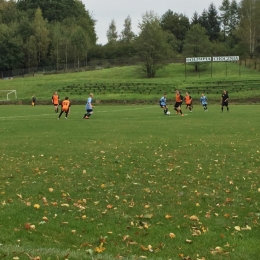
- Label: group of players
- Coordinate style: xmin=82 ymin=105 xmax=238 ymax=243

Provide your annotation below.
xmin=50 ymin=92 xmax=94 ymax=120
xmin=159 ymin=90 xmax=229 ymax=116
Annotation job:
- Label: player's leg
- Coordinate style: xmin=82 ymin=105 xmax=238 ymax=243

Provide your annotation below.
xmin=58 ymin=111 xmax=64 ymax=119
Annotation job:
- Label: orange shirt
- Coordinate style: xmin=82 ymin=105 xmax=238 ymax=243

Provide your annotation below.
xmin=52 ymin=95 xmax=59 ymax=104
xmin=62 ymin=100 xmax=70 ymax=111
xmin=176 ymin=94 xmax=182 ymax=102
xmin=185 ymin=95 xmax=192 ymax=104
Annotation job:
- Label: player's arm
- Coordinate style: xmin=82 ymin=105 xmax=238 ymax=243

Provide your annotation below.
xmin=225 ymin=95 xmax=229 ymax=102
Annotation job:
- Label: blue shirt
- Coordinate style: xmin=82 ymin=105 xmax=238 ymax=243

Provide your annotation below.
xmin=86 ymin=97 xmax=92 ymax=110
xmin=200 ymin=96 xmax=207 ymax=105
xmin=160 ymin=96 xmax=166 ymax=106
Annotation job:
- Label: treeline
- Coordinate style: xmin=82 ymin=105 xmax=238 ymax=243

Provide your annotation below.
xmin=0 ymin=0 xmax=260 ymax=78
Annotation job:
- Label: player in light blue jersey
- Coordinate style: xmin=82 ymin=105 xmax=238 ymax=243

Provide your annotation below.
xmin=200 ymin=93 xmax=208 ymax=111
xmin=159 ymin=93 xmax=169 ymax=115
xmin=83 ymin=93 xmax=94 ymax=119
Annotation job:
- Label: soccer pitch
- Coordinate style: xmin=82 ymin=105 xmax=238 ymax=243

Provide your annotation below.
xmin=0 ymin=104 xmax=260 ymax=260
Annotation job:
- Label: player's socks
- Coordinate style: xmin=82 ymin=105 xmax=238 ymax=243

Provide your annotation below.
xmin=227 ymin=107 xmax=229 ymax=112
xmin=180 ymin=110 xmax=183 ymax=115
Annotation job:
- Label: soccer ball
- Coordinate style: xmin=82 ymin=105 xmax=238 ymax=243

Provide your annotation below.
xmin=166 ymin=111 xmax=170 ymax=115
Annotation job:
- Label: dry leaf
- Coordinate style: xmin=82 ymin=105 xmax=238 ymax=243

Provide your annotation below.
xmin=34 ymin=204 xmax=40 ymax=209
xmin=140 ymin=245 xmax=149 ymax=251
xmin=234 ymin=226 xmax=241 ymax=231
xmin=169 ymin=233 xmax=176 ymax=238
xmin=165 ymin=214 xmax=172 ymax=219
xmin=189 ymin=215 xmax=199 ymax=221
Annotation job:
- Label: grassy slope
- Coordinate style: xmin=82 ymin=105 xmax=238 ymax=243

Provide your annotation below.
xmin=0 ymin=62 xmax=260 ymax=103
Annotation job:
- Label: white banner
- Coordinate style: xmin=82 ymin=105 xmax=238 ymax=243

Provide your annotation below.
xmin=213 ymin=56 xmax=239 ymax=62
xmin=186 ymin=57 xmax=211 ymax=63
xmin=186 ymin=56 xmax=240 ymax=63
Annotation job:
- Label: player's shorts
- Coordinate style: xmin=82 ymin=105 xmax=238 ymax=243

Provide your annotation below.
xmin=160 ymin=105 xmax=166 ymax=108
xmin=174 ymin=102 xmax=182 ymax=108
xmin=53 ymin=103 xmax=59 ymax=106
xmin=87 ymin=109 xmax=93 ymax=113
xmin=62 ymin=108 xmax=69 ymax=112
xmin=222 ymin=102 xmax=228 ymax=106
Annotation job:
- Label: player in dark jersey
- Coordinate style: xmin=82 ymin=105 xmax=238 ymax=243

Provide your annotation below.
xmin=221 ymin=90 xmax=229 ymax=112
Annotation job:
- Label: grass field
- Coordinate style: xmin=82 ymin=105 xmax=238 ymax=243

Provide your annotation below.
xmin=0 ymin=104 xmax=260 ymax=260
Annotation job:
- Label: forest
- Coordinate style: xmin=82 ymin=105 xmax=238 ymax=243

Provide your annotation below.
xmin=0 ymin=0 xmax=260 ymax=77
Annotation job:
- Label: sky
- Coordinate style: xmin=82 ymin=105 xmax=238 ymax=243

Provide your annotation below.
xmin=82 ymin=0 xmax=224 ymax=45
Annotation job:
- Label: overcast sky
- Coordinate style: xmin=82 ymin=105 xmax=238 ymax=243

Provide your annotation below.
xmin=82 ymin=0 xmax=224 ymax=45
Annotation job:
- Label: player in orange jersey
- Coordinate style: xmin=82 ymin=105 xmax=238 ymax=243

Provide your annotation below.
xmin=52 ymin=92 xmax=60 ymax=113
xmin=58 ymin=97 xmax=70 ymax=119
xmin=185 ymin=92 xmax=192 ymax=112
xmin=174 ymin=90 xmax=184 ymax=116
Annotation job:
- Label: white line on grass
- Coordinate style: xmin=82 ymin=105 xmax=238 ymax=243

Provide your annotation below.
xmin=0 ymin=106 xmax=156 ymax=120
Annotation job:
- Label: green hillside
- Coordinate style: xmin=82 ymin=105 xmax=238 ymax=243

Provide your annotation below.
xmin=1 ymin=62 xmax=260 ymax=104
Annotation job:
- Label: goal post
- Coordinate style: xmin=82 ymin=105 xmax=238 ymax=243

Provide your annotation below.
xmin=0 ymin=90 xmax=17 ymax=101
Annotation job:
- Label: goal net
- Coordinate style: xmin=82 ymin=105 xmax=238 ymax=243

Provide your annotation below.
xmin=0 ymin=90 xmax=17 ymax=101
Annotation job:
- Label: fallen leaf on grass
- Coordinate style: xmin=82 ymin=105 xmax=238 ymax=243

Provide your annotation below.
xmin=234 ymin=226 xmax=241 ymax=231
xmin=169 ymin=233 xmax=176 ymax=238
xmin=94 ymin=246 xmax=106 ymax=253
xmin=34 ymin=204 xmax=40 ymax=209
xmin=189 ymin=215 xmax=199 ymax=221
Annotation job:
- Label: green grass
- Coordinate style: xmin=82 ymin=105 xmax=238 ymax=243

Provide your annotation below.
xmin=1 ymin=62 xmax=260 ymax=103
xmin=0 ymin=104 xmax=260 ymax=259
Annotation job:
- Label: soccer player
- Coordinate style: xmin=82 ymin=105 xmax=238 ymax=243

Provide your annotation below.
xmin=221 ymin=90 xmax=229 ymax=112
xmin=159 ymin=93 xmax=169 ymax=115
xmin=58 ymin=97 xmax=70 ymax=119
xmin=200 ymin=93 xmax=208 ymax=111
xmin=83 ymin=93 xmax=94 ymax=119
xmin=185 ymin=92 xmax=192 ymax=112
xmin=174 ymin=90 xmax=184 ymax=116
xmin=31 ymin=94 xmax=36 ymax=106
xmin=52 ymin=92 xmax=60 ymax=113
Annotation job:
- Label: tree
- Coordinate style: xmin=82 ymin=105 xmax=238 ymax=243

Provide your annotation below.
xmin=237 ymin=0 xmax=260 ymax=58
xmin=183 ymin=24 xmax=211 ymax=71
xmin=17 ymin=0 xmax=89 ymax=22
xmin=219 ymin=0 xmax=231 ymax=41
xmin=121 ymin=15 xmax=135 ymax=43
xmin=24 ymin=35 xmax=37 ymax=68
xmin=207 ymin=3 xmax=221 ymax=41
xmin=229 ymin=0 xmax=240 ymax=33
xmin=191 ymin=11 xmax=199 ymax=25
xmin=0 ymin=23 xmax=24 ymax=70
xmin=198 ymin=9 xmax=209 ymax=31
xmin=136 ymin=11 xmax=174 ymax=78
xmin=32 ymin=8 xmax=50 ymax=66
xmin=70 ymin=25 xmax=89 ymax=70
xmin=160 ymin=10 xmax=190 ymax=52
xmin=106 ymin=19 xmax=118 ymax=43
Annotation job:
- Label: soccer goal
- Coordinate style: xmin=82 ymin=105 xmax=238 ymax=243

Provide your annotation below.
xmin=0 ymin=90 xmax=17 ymax=101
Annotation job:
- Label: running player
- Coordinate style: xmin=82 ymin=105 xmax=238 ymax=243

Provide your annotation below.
xmin=52 ymin=92 xmax=60 ymax=113
xmin=58 ymin=97 xmax=70 ymax=119
xmin=83 ymin=93 xmax=94 ymax=119
xmin=159 ymin=93 xmax=169 ymax=115
xmin=185 ymin=92 xmax=192 ymax=112
xmin=200 ymin=93 xmax=208 ymax=111
xmin=174 ymin=90 xmax=184 ymax=116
